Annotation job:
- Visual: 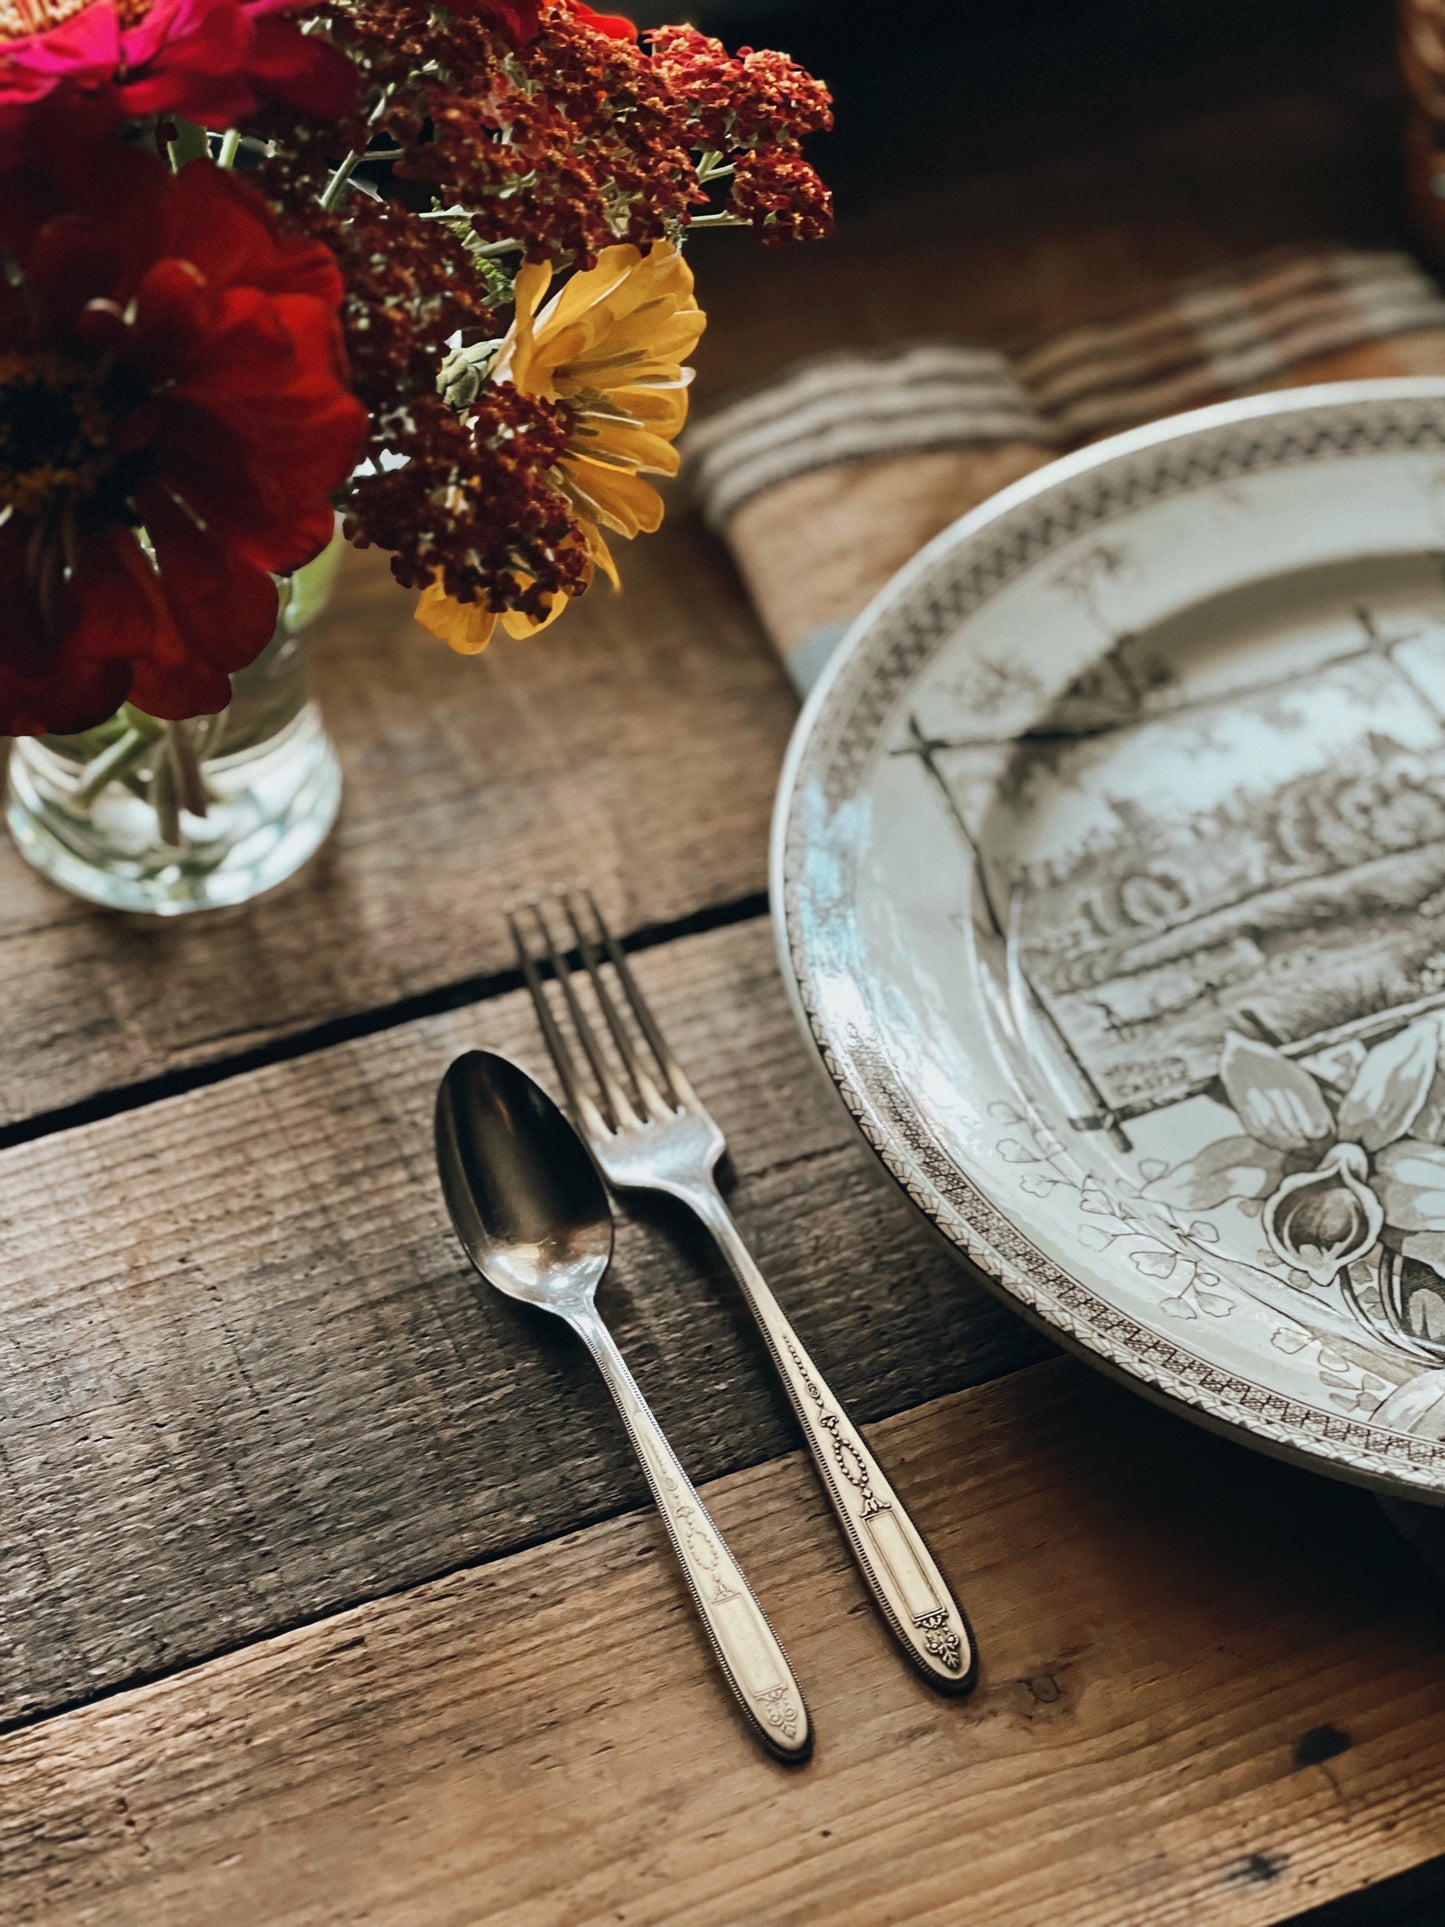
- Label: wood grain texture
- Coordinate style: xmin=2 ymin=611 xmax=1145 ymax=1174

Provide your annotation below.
xmin=4 ymin=1359 xmax=1444 ymax=1927
xmin=0 ymin=915 xmax=1047 ymax=1730
xmin=0 ymin=14 xmax=1436 ymax=1918
xmin=0 ymin=528 xmax=796 ymax=1128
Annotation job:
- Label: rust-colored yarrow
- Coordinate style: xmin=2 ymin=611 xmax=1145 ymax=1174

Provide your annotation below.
xmin=261 ymin=0 xmax=832 ymax=615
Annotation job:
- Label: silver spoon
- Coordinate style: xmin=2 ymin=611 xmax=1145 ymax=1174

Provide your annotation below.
xmin=435 ymin=1049 xmax=812 ymax=1764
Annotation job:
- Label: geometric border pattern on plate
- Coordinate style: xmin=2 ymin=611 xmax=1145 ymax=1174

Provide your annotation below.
xmin=776 ymin=381 xmax=1445 ymax=1498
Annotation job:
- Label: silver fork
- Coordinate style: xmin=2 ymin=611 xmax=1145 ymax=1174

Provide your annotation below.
xmin=510 ymin=888 xmax=976 ymax=1695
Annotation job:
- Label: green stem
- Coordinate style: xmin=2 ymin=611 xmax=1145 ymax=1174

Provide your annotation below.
xmin=319 ymin=79 xmax=404 ymax=210
xmin=367 ymin=80 xmax=400 ymax=126
xmin=166 ymin=721 xmax=211 ymax=821
xmin=165 ymin=117 xmax=209 ymax=173
xmin=319 ymin=148 xmax=365 ymax=211
xmin=74 ymin=722 xmax=157 ymax=807
xmin=149 ymin=753 xmax=182 ymax=850
xmin=196 ymin=710 xmax=230 ymax=762
xmin=216 ymin=129 xmax=242 ymax=169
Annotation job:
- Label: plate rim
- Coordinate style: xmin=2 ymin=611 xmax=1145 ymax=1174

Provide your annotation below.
xmin=770 ymin=375 xmax=1445 ymax=1501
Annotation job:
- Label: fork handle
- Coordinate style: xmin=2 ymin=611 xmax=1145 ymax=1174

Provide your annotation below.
xmin=682 ymin=1182 xmax=976 ymax=1694
xmin=566 ymin=1303 xmax=812 ymax=1764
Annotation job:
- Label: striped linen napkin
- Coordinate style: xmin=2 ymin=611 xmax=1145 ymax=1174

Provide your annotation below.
xmin=686 ymin=245 xmax=1445 ymax=695
xmin=687 ymin=242 xmax=1445 ymax=1570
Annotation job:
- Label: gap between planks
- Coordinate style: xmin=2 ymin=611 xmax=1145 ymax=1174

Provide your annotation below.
xmin=0 ymin=889 xmax=769 ymax=1155
xmin=1 ymin=1358 xmax=1444 ymax=1927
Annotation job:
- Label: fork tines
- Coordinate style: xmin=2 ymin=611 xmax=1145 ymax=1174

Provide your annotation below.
xmin=508 ymin=888 xmax=692 ymax=1136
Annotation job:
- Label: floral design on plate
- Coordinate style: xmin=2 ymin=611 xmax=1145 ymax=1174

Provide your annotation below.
xmin=776 ymin=382 xmax=1445 ymax=1495
xmin=1148 ymin=1023 xmax=1445 ymax=1359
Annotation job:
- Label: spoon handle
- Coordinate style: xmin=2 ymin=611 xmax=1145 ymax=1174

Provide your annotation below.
xmin=569 ymin=1303 xmax=812 ymax=1764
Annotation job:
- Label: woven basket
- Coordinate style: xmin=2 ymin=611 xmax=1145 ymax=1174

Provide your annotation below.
xmin=1404 ymin=0 xmax=1445 ymax=253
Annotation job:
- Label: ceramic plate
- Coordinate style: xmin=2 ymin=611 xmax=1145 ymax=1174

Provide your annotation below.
xmin=773 ymin=379 xmax=1445 ymax=1498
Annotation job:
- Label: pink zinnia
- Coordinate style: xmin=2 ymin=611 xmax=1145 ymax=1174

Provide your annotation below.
xmin=0 ymin=0 xmax=357 ymax=137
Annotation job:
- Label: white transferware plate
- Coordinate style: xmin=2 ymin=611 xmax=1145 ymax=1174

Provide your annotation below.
xmin=773 ymin=379 xmax=1445 ymax=1498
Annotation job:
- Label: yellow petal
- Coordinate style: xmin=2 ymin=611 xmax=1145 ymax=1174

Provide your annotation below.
xmin=569 ymin=412 xmax=683 ymax=476
xmin=535 ymin=245 xmax=703 ymax=399
xmin=498 ymin=545 xmax=597 ymax=638
xmin=587 ymin=522 xmax=621 ymax=590
xmin=544 ymin=244 xmax=649 ymax=337
xmin=495 ymin=258 xmax=555 ymax=390
xmin=501 ymin=595 xmax=567 ymax=640
xmin=603 ymin=379 xmax=693 ymax=433
xmin=415 ymin=580 xmax=498 ymax=655
xmin=497 ymin=562 xmax=593 ymax=643
xmin=563 ymin=457 xmax=666 ymax=538
xmin=561 ymin=315 xmax=704 ymax=391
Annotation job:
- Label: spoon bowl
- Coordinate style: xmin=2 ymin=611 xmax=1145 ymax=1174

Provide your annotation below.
xmin=436 ymin=1050 xmax=611 ymax=1311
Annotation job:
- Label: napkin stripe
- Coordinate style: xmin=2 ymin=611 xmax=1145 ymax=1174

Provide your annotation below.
xmin=1015 ymin=247 xmax=1431 ymax=391
xmin=687 ymin=247 xmax=1445 ymax=529
xmin=686 ymin=345 xmax=1050 ymax=531
xmin=1019 ymin=250 xmax=1445 ymax=436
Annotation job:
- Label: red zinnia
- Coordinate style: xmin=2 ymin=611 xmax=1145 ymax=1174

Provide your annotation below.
xmin=0 ymin=0 xmax=357 ymax=142
xmin=0 ymin=140 xmax=367 ymax=734
xmin=571 ymin=2 xmax=635 ymax=40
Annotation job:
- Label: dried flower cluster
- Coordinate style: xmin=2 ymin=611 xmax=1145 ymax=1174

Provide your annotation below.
xmin=648 ymin=27 xmax=833 ymax=246
xmin=327 ymin=4 xmax=834 ymax=266
xmin=0 ymin=0 xmax=831 ymax=733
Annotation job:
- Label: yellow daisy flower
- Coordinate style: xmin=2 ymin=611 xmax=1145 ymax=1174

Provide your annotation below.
xmin=417 ymin=242 xmax=705 ymax=654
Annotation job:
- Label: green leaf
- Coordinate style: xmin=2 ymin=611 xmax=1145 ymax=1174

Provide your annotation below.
xmin=284 ymin=524 xmax=345 ymax=635
xmin=166 ymin=118 xmax=210 ymax=170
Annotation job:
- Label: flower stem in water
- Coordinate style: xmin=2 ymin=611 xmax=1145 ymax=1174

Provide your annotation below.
xmin=74 ymin=718 xmax=160 ymax=807
xmin=166 ymin=720 xmax=211 ymax=821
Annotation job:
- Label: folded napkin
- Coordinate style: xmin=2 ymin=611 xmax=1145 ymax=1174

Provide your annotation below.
xmin=687 ymin=245 xmax=1445 ymax=695
xmin=687 ymin=242 xmax=1445 ymax=1567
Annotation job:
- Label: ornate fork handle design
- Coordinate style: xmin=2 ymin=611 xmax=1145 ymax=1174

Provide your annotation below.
xmin=569 ymin=1303 xmax=812 ymax=1762
xmin=680 ymin=1183 xmax=975 ymax=1693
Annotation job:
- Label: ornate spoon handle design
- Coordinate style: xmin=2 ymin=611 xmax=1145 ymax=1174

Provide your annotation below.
xmin=568 ymin=1304 xmax=812 ymax=1763
xmin=682 ymin=1183 xmax=975 ymax=1693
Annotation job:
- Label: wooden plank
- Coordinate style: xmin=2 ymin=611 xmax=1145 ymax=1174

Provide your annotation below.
xmin=3 ymin=1359 xmax=1444 ymax=1927
xmin=0 ymin=916 xmax=1048 ymax=1730
xmin=0 ymin=527 xmax=796 ymax=1129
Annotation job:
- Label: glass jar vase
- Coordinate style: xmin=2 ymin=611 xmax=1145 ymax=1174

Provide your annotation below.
xmin=5 ymin=532 xmax=344 ymax=916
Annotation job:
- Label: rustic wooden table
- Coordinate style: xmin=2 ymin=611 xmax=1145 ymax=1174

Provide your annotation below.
xmin=4 ymin=4 xmax=1445 ymax=1923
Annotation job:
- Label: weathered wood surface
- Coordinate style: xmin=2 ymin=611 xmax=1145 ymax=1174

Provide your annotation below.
xmin=0 ymin=529 xmax=797 ymax=1131
xmin=4 ymin=6 xmax=1444 ymax=1920
xmin=3 ymin=1360 xmax=1443 ymax=1927
xmin=0 ymin=916 xmax=1048 ymax=1730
